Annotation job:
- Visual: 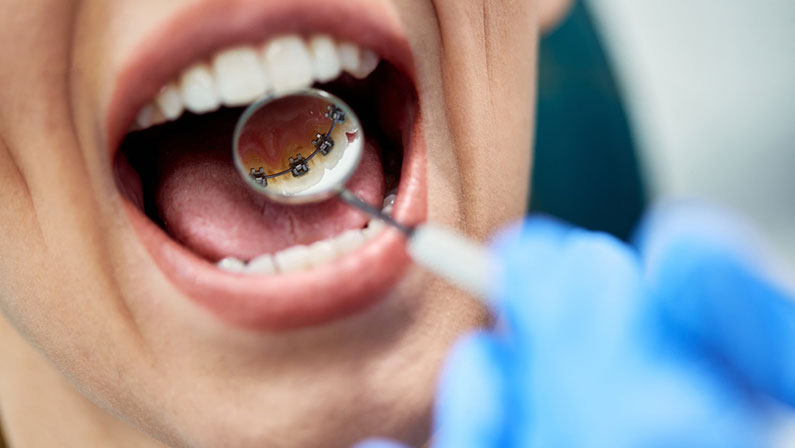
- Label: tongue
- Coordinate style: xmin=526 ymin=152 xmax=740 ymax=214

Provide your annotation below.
xmin=152 ymin=110 xmax=384 ymax=261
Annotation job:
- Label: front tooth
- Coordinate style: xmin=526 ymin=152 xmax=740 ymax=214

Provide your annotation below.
xmin=179 ymin=64 xmax=221 ymax=113
xmin=248 ymin=253 xmax=276 ymax=274
xmin=337 ymin=42 xmax=361 ymax=74
xmin=308 ymin=35 xmax=342 ymax=82
xmin=274 ymin=245 xmax=312 ymax=272
xmin=213 ymin=47 xmax=269 ymax=106
xmin=217 ymin=257 xmax=246 ymax=272
xmin=262 ymin=36 xmax=313 ymax=94
xmin=155 ymin=83 xmax=184 ymax=120
xmin=350 ymin=49 xmax=379 ymax=79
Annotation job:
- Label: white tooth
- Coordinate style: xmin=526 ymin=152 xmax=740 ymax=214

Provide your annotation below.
xmin=383 ymin=194 xmax=397 ymax=208
xmin=337 ymin=42 xmax=361 ymax=74
xmin=247 ymin=253 xmax=276 ymax=274
xmin=150 ymin=108 xmax=167 ymax=126
xmin=135 ymin=103 xmax=155 ymax=129
xmin=274 ymin=245 xmax=312 ymax=272
xmin=213 ymin=47 xmax=269 ymax=106
xmin=308 ymin=35 xmax=342 ymax=82
xmin=365 ymin=219 xmax=386 ymax=238
xmin=335 ymin=229 xmax=365 ymax=253
xmin=350 ymin=49 xmax=379 ymax=79
xmin=179 ymin=63 xmax=221 ymax=113
xmin=382 ymin=204 xmax=394 ymax=216
xmin=307 ymin=240 xmax=338 ymax=266
xmin=217 ymin=257 xmax=246 ymax=272
xmin=135 ymin=103 xmax=166 ymax=129
xmin=262 ymin=36 xmax=313 ymax=94
xmin=155 ymin=83 xmax=184 ymax=120
xmin=154 ymin=110 xmax=169 ymax=128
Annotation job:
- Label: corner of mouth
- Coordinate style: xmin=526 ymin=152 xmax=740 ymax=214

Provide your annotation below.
xmin=106 ymin=0 xmax=427 ymax=331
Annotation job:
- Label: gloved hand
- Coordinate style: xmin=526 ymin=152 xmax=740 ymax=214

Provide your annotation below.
xmin=357 ymin=203 xmax=795 ymax=448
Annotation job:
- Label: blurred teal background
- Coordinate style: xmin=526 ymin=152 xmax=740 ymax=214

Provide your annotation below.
xmin=532 ymin=0 xmax=795 ymax=263
xmin=529 ymin=1 xmax=646 ymax=241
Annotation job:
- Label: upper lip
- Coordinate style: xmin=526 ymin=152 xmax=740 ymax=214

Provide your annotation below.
xmin=106 ymin=0 xmax=426 ymax=330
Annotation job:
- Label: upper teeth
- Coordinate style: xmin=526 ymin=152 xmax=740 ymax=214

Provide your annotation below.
xmin=135 ymin=34 xmax=380 ymax=129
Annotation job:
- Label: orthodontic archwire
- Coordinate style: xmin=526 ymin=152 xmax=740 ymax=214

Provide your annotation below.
xmin=249 ymin=104 xmax=346 ymax=187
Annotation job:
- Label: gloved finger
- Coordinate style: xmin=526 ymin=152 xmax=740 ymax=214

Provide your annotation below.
xmin=635 ymin=202 xmax=795 ymax=405
xmin=433 ymin=332 xmax=511 ymax=448
xmin=489 ymin=215 xmax=575 ymax=295
xmin=491 ymin=216 xmax=644 ymax=355
xmin=635 ymin=201 xmax=787 ymax=283
xmin=352 ymin=439 xmax=410 ymax=448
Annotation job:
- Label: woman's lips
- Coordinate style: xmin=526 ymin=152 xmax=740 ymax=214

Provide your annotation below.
xmin=106 ymin=0 xmax=427 ymax=330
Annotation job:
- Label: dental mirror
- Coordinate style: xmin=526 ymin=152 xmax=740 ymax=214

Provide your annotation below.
xmin=233 ymin=88 xmax=410 ymax=233
xmin=233 ymin=88 xmax=493 ymax=298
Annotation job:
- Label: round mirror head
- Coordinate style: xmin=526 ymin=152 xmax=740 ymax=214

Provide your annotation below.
xmin=233 ymin=88 xmax=364 ymax=204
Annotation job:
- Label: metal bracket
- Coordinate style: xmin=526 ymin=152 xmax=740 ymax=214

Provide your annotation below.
xmin=250 ymin=101 xmax=346 ymax=186
xmin=249 ymin=167 xmax=268 ymax=186
xmin=289 ymin=154 xmax=310 ymax=177
xmin=313 ymin=133 xmax=334 ymax=156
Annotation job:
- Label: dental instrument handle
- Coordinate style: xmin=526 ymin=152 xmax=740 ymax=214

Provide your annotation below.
xmin=406 ymin=224 xmax=495 ymax=299
xmin=338 ymin=189 xmax=495 ymax=298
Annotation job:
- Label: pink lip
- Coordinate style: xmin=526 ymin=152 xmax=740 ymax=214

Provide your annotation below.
xmin=107 ymin=0 xmax=427 ymax=330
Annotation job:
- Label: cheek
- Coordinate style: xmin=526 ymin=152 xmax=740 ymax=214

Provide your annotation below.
xmin=431 ymin=0 xmax=537 ymax=234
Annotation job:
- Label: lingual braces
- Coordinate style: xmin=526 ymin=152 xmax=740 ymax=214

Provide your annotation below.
xmin=249 ymin=104 xmax=346 ymax=187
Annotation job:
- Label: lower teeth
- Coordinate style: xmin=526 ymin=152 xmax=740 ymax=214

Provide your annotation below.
xmin=216 ymin=192 xmax=396 ymax=274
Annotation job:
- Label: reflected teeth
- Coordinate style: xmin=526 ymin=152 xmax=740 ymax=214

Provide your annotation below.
xmin=216 ymin=198 xmax=396 ymax=275
xmin=134 ymin=34 xmax=381 ymax=129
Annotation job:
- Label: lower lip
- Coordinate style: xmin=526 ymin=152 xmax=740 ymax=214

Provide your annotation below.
xmin=123 ymin=121 xmax=427 ymax=331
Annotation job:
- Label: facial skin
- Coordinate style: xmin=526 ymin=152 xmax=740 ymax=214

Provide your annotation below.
xmin=0 ymin=0 xmax=568 ymax=447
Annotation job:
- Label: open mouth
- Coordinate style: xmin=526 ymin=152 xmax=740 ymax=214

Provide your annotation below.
xmin=107 ymin=2 xmax=426 ymax=330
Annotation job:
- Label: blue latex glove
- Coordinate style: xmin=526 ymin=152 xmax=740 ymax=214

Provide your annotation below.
xmin=357 ymin=203 xmax=795 ymax=448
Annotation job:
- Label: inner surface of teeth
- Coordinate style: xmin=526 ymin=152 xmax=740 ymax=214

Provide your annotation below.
xmin=135 ymin=34 xmax=380 ymax=129
xmin=237 ymin=96 xmax=352 ymax=195
xmin=120 ymin=32 xmax=411 ymax=275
